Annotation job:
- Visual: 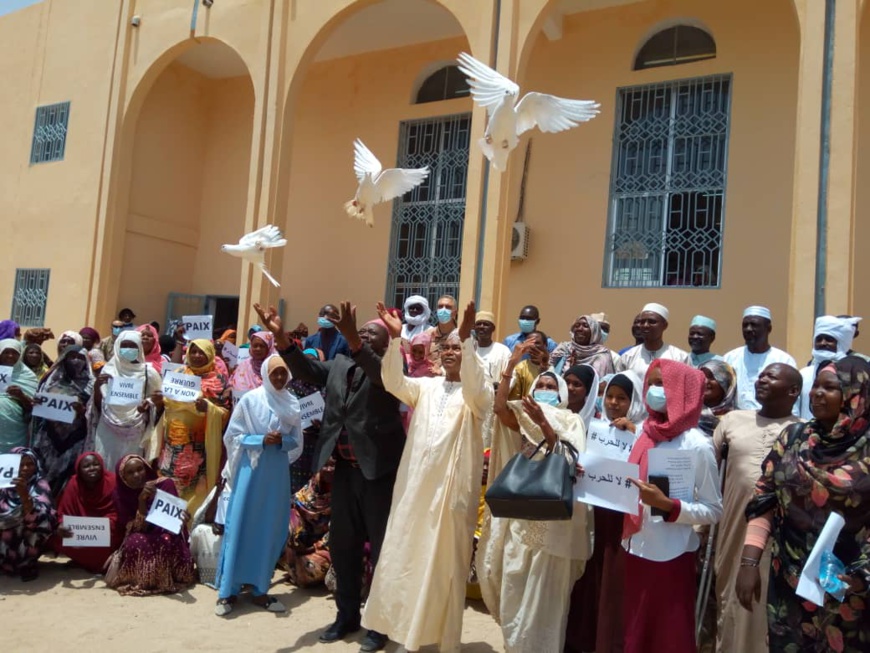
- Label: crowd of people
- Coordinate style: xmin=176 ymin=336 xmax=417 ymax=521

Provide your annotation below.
xmin=0 ymin=295 xmax=868 ymax=653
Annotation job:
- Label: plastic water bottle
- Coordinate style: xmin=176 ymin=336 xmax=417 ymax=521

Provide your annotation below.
xmin=819 ymin=550 xmax=848 ymax=602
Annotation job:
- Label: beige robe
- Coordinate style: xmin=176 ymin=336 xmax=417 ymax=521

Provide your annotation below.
xmin=478 ymin=404 xmax=593 ymax=653
xmin=362 ymin=338 xmax=491 ymax=652
xmin=712 ymin=409 xmax=801 ymax=653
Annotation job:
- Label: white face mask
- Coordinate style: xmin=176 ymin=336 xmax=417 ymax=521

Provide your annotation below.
xmin=405 ymin=312 xmax=429 ymax=326
xmin=646 ymin=385 xmax=667 ymax=412
xmin=812 ymin=348 xmax=840 ymax=365
xmin=600 ymin=330 xmax=610 ymax=344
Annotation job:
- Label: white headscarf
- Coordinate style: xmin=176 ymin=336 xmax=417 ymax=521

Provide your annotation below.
xmin=529 ymin=370 xmax=569 ymax=408
xmin=223 ymin=354 xmax=302 ymax=483
xmin=604 ymin=369 xmax=647 ymax=425
xmin=401 ymin=295 xmax=431 ymax=340
xmin=812 ymin=315 xmax=855 ymax=363
xmin=103 ymin=330 xmax=145 ymax=376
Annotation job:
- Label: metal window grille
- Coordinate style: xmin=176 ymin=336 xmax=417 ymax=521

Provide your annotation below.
xmin=604 ymin=75 xmax=731 ymax=288
xmin=11 ymin=268 xmax=50 ymax=326
xmin=386 ymin=113 xmax=471 ymax=310
xmin=30 ymin=101 xmax=71 ymax=164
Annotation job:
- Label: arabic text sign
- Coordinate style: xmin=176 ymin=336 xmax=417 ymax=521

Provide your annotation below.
xmin=574 ymin=452 xmax=640 ymax=514
xmin=63 ymin=516 xmax=111 ymax=548
xmin=32 ymin=391 xmax=77 ymax=424
xmin=182 ymin=315 xmax=213 ymax=341
xmin=106 ymin=377 xmax=144 ymax=407
xmin=585 ymin=419 xmax=636 ymax=461
xmin=162 ymin=371 xmax=201 ymax=402
xmin=145 ymin=488 xmax=189 ymax=535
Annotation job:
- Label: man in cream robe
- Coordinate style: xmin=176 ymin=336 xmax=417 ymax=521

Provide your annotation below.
xmin=363 ymin=302 xmax=492 ymax=652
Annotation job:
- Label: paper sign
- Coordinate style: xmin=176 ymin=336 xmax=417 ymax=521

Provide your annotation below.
xmin=574 ymin=452 xmax=640 ymax=514
xmin=221 ymin=341 xmax=239 ymax=368
xmin=648 ymin=449 xmax=695 ymax=501
xmin=237 ymin=347 xmax=251 ymax=361
xmin=796 ymin=512 xmax=846 ymax=606
xmin=299 ymin=392 xmax=325 ymax=429
xmin=0 ymin=365 xmax=13 ymax=393
xmin=182 ymin=315 xmax=213 ymax=341
xmin=63 ymin=516 xmax=111 ymax=548
xmin=215 ymin=490 xmax=230 ymax=526
xmin=0 ymin=453 xmax=22 ymax=489
xmin=162 ymin=371 xmax=202 ymax=402
xmin=585 ymin=419 xmax=637 ymax=461
xmin=145 ymin=488 xmax=188 ymax=535
xmin=106 ymin=377 xmax=144 ymax=407
xmin=32 ymin=391 xmax=77 ymax=424
xmin=162 ymin=362 xmax=185 ymax=377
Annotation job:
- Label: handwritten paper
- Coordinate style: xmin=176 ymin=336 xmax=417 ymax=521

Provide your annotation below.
xmin=0 ymin=365 xmax=13 ymax=393
xmin=585 ymin=419 xmax=637 ymax=461
xmin=0 ymin=453 xmax=22 ymax=489
xmin=146 ymin=489 xmax=189 ymax=535
xmin=796 ymin=512 xmax=846 ymax=606
xmin=162 ymin=371 xmax=201 ymax=402
xmin=62 ymin=516 xmax=111 ymax=548
xmin=574 ymin=452 xmax=640 ymax=514
xmin=182 ymin=315 xmax=213 ymax=341
xmin=32 ymin=391 xmax=77 ymax=424
xmin=106 ymin=377 xmax=144 ymax=407
xmin=648 ymin=449 xmax=695 ymax=501
xmin=299 ymin=392 xmax=325 ymax=429
xmin=162 ymin=362 xmax=185 ymax=377
xmin=221 ymin=341 xmax=239 ymax=368
xmin=237 ymin=347 xmax=251 ymax=362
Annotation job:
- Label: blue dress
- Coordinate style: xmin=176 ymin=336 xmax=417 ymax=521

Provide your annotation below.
xmin=216 ymin=433 xmax=298 ymax=597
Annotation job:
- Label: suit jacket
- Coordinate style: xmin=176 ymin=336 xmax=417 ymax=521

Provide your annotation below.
xmin=280 ymin=343 xmax=405 ymax=480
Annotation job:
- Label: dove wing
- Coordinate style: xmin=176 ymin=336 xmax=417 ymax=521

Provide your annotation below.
xmin=456 ymin=52 xmax=519 ymax=115
xmin=373 ymin=167 xmax=430 ymax=203
xmin=353 ymin=139 xmax=383 ymax=182
xmin=514 ymin=92 xmax=600 ymax=136
xmin=239 ymin=225 xmax=276 ymax=247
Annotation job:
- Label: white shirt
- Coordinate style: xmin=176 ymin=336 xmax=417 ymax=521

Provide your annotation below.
xmin=475 ymin=341 xmax=511 ymax=383
xmin=616 ymin=343 xmax=692 ymax=380
xmin=623 ymin=427 xmax=723 ymax=562
xmin=724 ymin=346 xmax=797 ymax=410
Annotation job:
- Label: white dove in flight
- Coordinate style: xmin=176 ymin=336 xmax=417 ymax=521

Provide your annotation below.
xmin=344 ymin=139 xmax=429 ymax=228
xmin=456 ymin=52 xmax=600 ymax=172
xmin=221 ymin=224 xmax=287 ymax=287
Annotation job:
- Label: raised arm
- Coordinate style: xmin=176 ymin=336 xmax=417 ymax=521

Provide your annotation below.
xmin=457 ymin=301 xmax=492 ymax=419
xmin=494 ymin=340 xmax=531 ymax=430
xmin=331 ymin=300 xmax=384 ymax=386
xmin=377 ymin=302 xmax=421 ymax=407
xmin=255 ymin=303 xmax=331 ymax=385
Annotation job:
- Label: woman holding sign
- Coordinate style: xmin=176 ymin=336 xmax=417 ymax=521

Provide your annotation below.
xmin=0 ymin=339 xmax=39 ymax=453
xmin=228 ymin=330 xmax=275 ymax=400
xmin=157 ymin=339 xmax=228 ymax=516
xmin=480 ymin=346 xmax=593 ymax=653
xmin=31 ymin=346 xmax=94 ymax=497
xmin=0 ymin=447 xmax=57 ymax=581
xmin=621 ymin=360 xmax=722 ymax=653
xmin=106 ymin=454 xmax=195 ymax=595
xmin=90 ymin=331 xmax=162 ymax=470
xmin=214 ymin=354 xmax=302 ymax=616
xmin=137 ymin=324 xmax=164 ymax=375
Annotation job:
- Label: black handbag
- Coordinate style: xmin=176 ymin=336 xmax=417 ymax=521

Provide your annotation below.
xmin=485 ymin=439 xmax=578 ymax=521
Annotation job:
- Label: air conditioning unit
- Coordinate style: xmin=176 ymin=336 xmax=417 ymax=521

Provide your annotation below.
xmin=511 ymin=222 xmax=530 ymax=261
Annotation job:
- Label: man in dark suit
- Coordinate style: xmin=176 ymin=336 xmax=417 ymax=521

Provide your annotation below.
xmin=255 ymin=301 xmax=404 ymax=653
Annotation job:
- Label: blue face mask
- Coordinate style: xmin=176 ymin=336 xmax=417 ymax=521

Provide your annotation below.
xmin=317 ymin=317 xmax=334 ymax=330
xmin=118 ymin=347 xmax=139 ymax=363
xmin=436 ymin=308 xmax=453 ymax=324
xmin=112 ymin=326 xmax=122 ymax=337
xmin=533 ymin=389 xmax=560 ymax=407
xmin=600 ymin=330 xmax=610 ymax=344
xmin=518 ymin=319 xmax=536 ymax=334
xmin=646 ymin=385 xmax=667 ymax=412
xmin=595 ymin=396 xmax=604 ymax=413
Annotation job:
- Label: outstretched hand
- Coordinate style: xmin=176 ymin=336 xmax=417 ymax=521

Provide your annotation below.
xmin=457 ymin=300 xmax=476 ymax=342
xmin=376 ymin=302 xmax=403 ymax=340
xmin=331 ymin=301 xmax=358 ymax=340
xmin=253 ymin=303 xmax=291 ymax=349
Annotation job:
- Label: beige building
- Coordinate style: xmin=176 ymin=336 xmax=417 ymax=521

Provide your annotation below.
xmin=0 ymin=0 xmax=866 ymax=358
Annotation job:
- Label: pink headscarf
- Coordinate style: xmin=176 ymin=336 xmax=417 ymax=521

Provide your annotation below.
xmin=623 ymin=359 xmax=705 ymax=538
xmin=136 ymin=324 xmax=163 ymax=374
xmin=407 ymin=332 xmax=434 ymax=377
xmin=229 ymin=331 xmax=276 ymax=394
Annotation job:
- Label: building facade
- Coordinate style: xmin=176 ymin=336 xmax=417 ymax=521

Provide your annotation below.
xmin=0 ymin=0 xmax=865 ymax=357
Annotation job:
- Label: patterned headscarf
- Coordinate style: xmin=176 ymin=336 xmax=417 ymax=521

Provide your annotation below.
xmin=697 ymin=359 xmax=737 ymax=436
xmin=808 ymin=358 xmax=870 ymax=462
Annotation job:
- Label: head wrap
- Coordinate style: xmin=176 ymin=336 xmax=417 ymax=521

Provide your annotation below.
xmin=590 ymin=312 xmax=609 ymax=327
xmin=38 ymin=344 xmax=93 ymax=396
xmin=551 ymin=315 xmax=612 ymax=378
xmin=529 ymin=370 xmax=569 ymax=409
xmin=642 ymin=303 xmax=669 ymax=321
xmin=563 ymin=364 xmax=599 ymax=428
xmin=604 ymin=370 xmax=647 ymax=425
xmin=813 ymin=315 xmax=855 ymax=359
xmin=59 ymin=330 xmax=84 ymax=347
xmin=401 ymin=295 xmax=431 ymax=339
xmin=364 ymin=319 xmax=390 ymax=338
xmin=56 ymin=452 xmax=116 ymax=522
xmin=136 ymin=323 xmax=163 ymax=374
xmin=475 ymin=310 xmax=496 ymax=325
xmin=624 ymin=360 xmax=705 ymax=538
xmin=690 ymin=315 xmax=717 ymax=332
xmin=698 ymin=360 xmax=737 ymax=436
xmin=743 ymin=306 xmax=772 ymax=321
xmin=79 ymin=327 xmax=101 ymax=343
xmin=219 ymin=329 xmax=237 ymax=343
xmin=112 ymin=454 xmax=170 ymax=529
xmin=0 ymin=320 xmax=20 ymax=340
xmin=0 ymin=447 xmax=50 ymax=530
xmin=302 ymin=348 xmax=320 ymax=359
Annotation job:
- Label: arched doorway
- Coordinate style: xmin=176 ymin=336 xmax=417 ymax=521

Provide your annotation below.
xmin=117 ymin=40 xmax=254 ymax=333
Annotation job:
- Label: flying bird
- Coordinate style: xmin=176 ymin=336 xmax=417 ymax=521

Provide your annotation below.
xmin=221 ymin=224 xmax=287 ymax=287
xmin=344 ymin=139 xmax=429 ymax=228
xmin=456 ymin=52 xmax=600 ymax=171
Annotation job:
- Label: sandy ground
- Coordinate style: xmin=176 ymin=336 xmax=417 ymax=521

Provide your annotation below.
xmin=0 ymin=557 xmax=505 ymax=652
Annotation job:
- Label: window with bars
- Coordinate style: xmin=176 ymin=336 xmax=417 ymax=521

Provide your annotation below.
xmin=30 ymin=101 xmax=70 ymax=164
xmin=11 ymin=269 xmax=50 ymax=326
xmin=385 ymin=113 xmax=471 ymax=310
xmin=604 ymin=75 xmax=731 ymax=288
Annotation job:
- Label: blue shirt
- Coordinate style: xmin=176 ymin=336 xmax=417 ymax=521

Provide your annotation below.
xmin=303 ymin=330 xmax=350 ymax=361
